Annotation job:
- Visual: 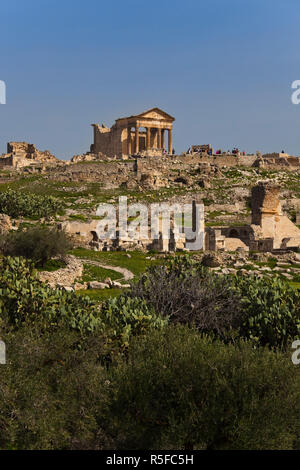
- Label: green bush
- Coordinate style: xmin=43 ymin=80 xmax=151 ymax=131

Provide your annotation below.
xmin=0 ymin=189 xmax=62 ymax=219
xmin=233 ymin=275 xmax=300 ymax=348
xmin=1 ymin=323 xmax=298 ymax=450
xmin=0 ymin=226 xmax=72 ymax=266
xmin=101 ymin=294 xmax=168 ymax=348
xmin=0 ymin=257 xmax=101 ymax=334
xmin=0 ymin=324 xmax=113 ymax=450
xmin=110 ymin=325 xmax=300 ymax=450
xmin=0 ymin=257 xmax=166 ymax=344
xmin=131 ymin=256 xmax=243 ymax=340
xmin=131 ymin=256 xmax=300 ymax=348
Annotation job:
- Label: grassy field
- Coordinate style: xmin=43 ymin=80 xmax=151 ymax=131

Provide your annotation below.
xmin=70 ymin=247 xmax=162 ymax=277
xmin=81 ymin=263 xmax=121 ymax=282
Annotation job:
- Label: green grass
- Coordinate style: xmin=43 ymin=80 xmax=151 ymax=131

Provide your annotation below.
xmin=255 ymin=258 xmax=278 ymax=269
xmin=76 ymin=287 xmax=126 ymax=301
xmin=36 ymin=259 xmax=66 ymax=272
xmin=289 ymin=281 xmax=300 ymax=290
xmin=68 ymin=214 xmax=89 ymax=221
xmin=70 ymin=248 xmax=161 ymax=277
xmin=81 ymin=263 xmax=120 ymax=282
xmin=206 ymin=221 xmax=227 ymax=227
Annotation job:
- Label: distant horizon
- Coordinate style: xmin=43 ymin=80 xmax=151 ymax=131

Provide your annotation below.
xmin=1 ymin=0 xmax=300 ymax=159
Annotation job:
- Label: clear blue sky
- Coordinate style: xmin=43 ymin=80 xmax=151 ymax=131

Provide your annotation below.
xmin=1 ymin=0 xmax=300 ymax=159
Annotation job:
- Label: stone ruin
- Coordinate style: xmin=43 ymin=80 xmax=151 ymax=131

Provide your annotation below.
xmin=58 ymin=213 xmax=188 ymax=253
xmin=206 ymin=181 xmax=300 ymax=252
xmin=58 ymin=182 xmax=300 ymax=254
xmin=0 ymin=142 xmax=60 ymax=169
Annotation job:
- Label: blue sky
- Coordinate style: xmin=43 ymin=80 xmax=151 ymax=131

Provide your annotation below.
xmin=1 ymin=0 xmax=300 ymax=159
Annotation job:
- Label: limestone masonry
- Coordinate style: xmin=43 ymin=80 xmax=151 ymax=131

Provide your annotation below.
xmin=90 ymin=107 xmax=175 ymax=158
xmin=59 ymin=181 xmax=300 ymax=254
xmin=0 ymin=107 xmax=299 ymax=256
xmin=0 ymin=142 xmax=60 ymax=169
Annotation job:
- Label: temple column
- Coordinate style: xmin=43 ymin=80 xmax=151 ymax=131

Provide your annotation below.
xmin=161 ymin=129 xmax=165 ymax=150
xmin=168 ymin=129 xmax=173 ymax=154
xmin=157 ymin=128 xmax=162 ymax=149
xmin=127 ymin=128 xmax=131 ymax=155
xmin=146 ymin=127 xmax=151 ymax=150
xmin=151 ymin=127 xmax=157 ymax=148
xmin=155 ymin=129 xmax=159 ymax=148
xmin=135 ymin=126 xmax=139 ymax=153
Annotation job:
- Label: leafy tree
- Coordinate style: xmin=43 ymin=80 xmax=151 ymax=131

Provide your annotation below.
xmin=0 ymin=226 xmax=72 ymax=266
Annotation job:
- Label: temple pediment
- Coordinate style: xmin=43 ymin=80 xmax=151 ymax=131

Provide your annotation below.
xmin=137 ymin=108 xmax=175 ymax=122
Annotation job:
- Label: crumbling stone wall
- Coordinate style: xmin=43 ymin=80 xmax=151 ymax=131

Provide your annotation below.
xmin=91 ymin=124 xmax=127 ymax=157
xmin=0 ymin=142 xmax=59 ymax=169
xmin=53 ymin=160 xmax=136 ymax=185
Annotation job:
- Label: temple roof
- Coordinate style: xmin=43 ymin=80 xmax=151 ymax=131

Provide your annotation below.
xmin=116 ymin=107 xmax=175 ymax=123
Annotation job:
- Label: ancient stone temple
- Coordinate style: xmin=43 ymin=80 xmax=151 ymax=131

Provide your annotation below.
xmin=206 ymin=181 xmax=300 ymax=252
xmin=90 ymin=107 xmax=175 ymax=158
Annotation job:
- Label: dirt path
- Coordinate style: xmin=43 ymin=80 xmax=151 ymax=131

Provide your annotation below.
xmin=80 ymin=258 xmax=134 ymax=281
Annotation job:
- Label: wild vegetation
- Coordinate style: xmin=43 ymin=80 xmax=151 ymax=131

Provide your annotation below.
xmin=0 ymin=189 xmax=63 ymax=219
xmin=0 ymin=255 xmax=299 ymax=450
xmin=0 ymin=164 xmax=299 ymax=449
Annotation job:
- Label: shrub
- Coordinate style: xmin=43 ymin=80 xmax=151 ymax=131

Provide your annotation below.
xmin=0 ymin=257 xmax=101 ymax=334
xmin=0 ymin=226 xmax=72 ymax=266
xmin=0 ymin=189 xmax=62 ymax=219
xmin=101 ymin=294 xmax=167 ymax=349
xmin=131 ymin=256 xmax=300 ymax=348
xmin=0 ymin=257 xmax=166 ymax=344
xmin=233 ymin=275 xmax=300 ymax=348
xmin=110 ymin=325 xmax=300 ymax=450
xmin=131 ymin=256 xmax=243 ymax=340
xmin=0 ymin=324 xmax=113 ymax=450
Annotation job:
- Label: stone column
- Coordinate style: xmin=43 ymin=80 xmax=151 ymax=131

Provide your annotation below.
xmin=161 ymin=129 xmax=165 ymax=150
xmin=168 ymin=129 xmax=173 ymax=154
xmin=135 ymin=126 xmax=139 ymax=153
xmin=157 ymin=128 xmax=162 ymax=149
xmin=146 ymin=127 xmax=151 ymax=150
xmin=154 ymin=129 xmax=157 ymax=148
xmin=127 ymin=128 xmax=131 ymax=155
